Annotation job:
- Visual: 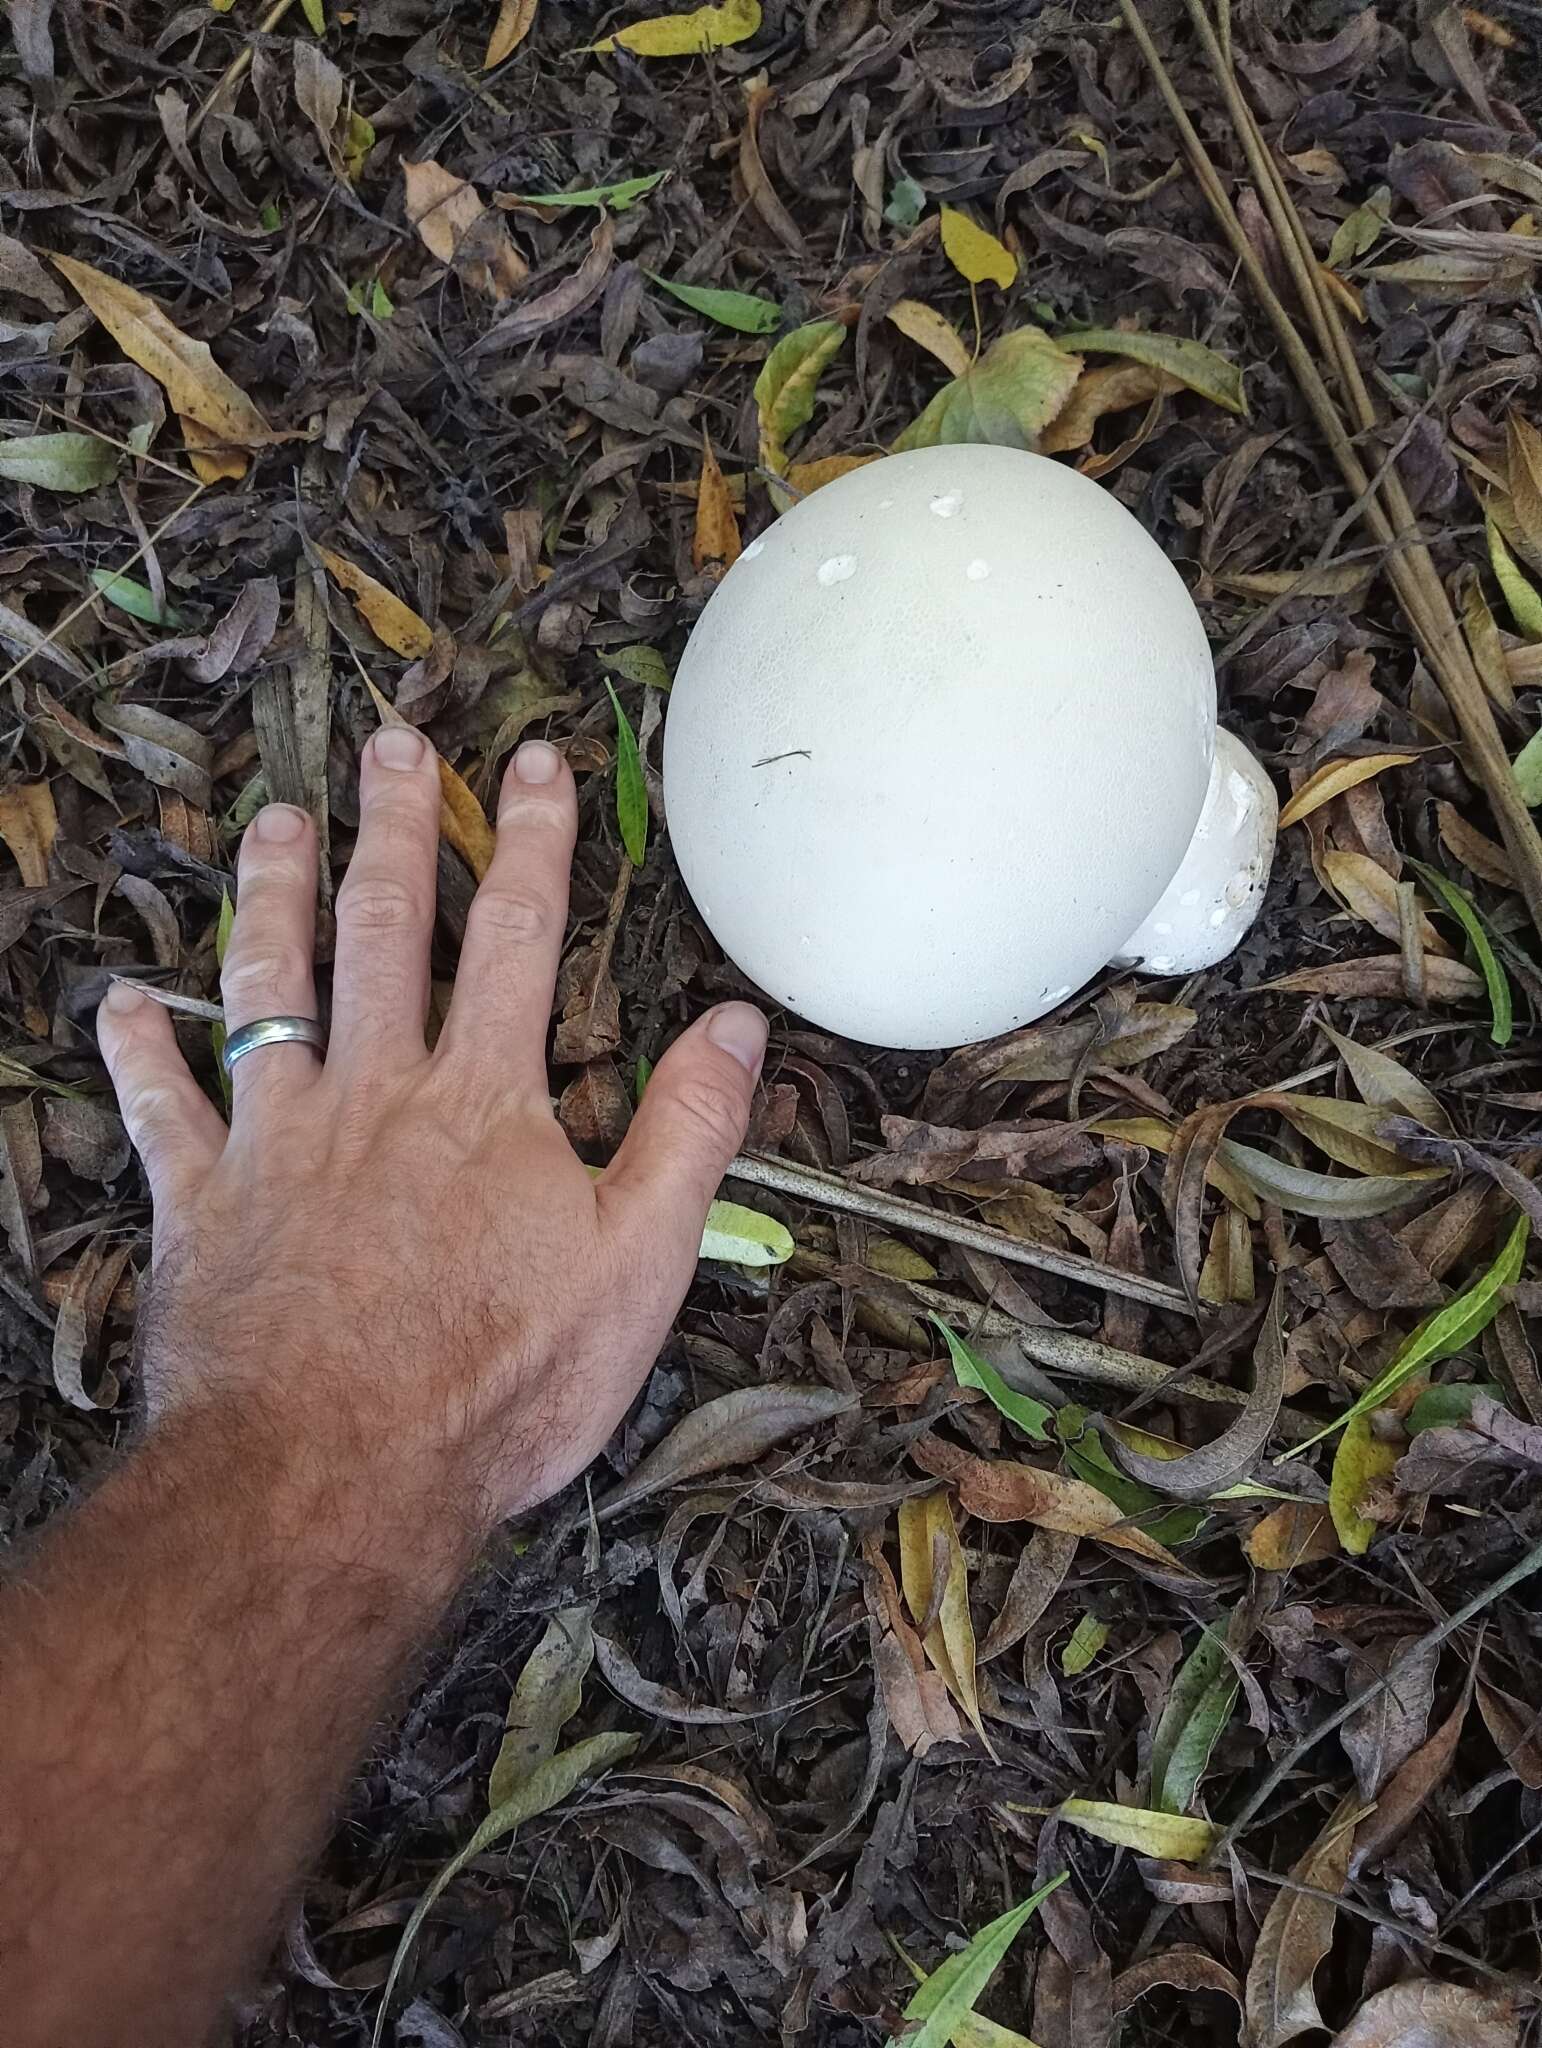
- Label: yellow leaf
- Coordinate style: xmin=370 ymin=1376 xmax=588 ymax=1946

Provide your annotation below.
xmin=1061 ymin=1611 xmax=1109 ymax=1675
xmin=1319 ymin=849 xmax=1447 ymax=954
xmin=1488 ymin=513 xmax=1542 ymax=638
xmin=484 ymin=0 xmax=537 ymax=66
xmin=1278 ymin=752 xmax=1418 ymax=829
xmin=898 ymin=1491 xmax=991 ymax=1749
xmin=1329 ymin=1413 xmax=1400 ymax=1555
xmin=754 ymin=319 xmax=846 ymax=478
xmin=319 ymin=547 xmax=435 ymax=659
xmin=1087 ymin=1115 xmax=1261 ymax=1220
xmin=939 ymin=206 xmax=1016 ymax=290
xmin=360 ymin=675 xmax=495 ymax=880
xmin=887 ymin=297 xmax=973 ymax=377
xmin=0 ymin=783 xmax=58 ymax=887
xmin=1244 ymin=1501 xmax=1338 ymax=1570
xmin=52 ymin=255 xmax=269 ymax=450
xmin=692 ymin=428 xmax=741 ymax=574
xmin=590 ymin=0 xmax=760 ymax=56
xmin=181 ymin=415 xmax=248 ymax=483
xmin=1058 ymin=1798 xmax=1219 ymax=1862
xmin=1040 ymin=361 xmax=1172 ymax=455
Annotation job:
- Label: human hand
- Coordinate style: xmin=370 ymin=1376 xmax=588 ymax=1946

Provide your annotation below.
xmin=96 ymin=729 xmax=769 ymax=1530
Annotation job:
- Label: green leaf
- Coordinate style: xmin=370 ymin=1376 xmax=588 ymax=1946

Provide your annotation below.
xmin=1514 ymin=725 xmax=1542 ymax=806
xmin=1052 ymin=326 xmax=1247 ymax=415
xmin=604 ymin=679 xmax=648 ymax=866
xmin=1215 ymin=1139 xmax=1441 ymax=1219
xmin=515 ymin=171 xmax=667 ymax=211
xmin=1061 ymin=1612 xmax=1108 ymax=1676
xmin=0 ymin=1048 xmax=85 ymax=1098
xmin=1327 ymin=186 xmax=1390 ymax=271
xmin=1407 ymin=1380 xmax=1505 ymax=1435
xmin=1286 ymin=1213 xmax=1529 ymax=1457
xmin=259 ymin=201 xmax=282 ymax=232
xmin=370 ymin=277 xmax=394 ymax=319
xmin=755 ymin=319 xmax=847 ymax=474
xmin=89 ymin=569 xmax=185 ymax=627
xmin=1329 ymin=1411 xmax=1397 ymax=1554
xmin=299 ymin=0 xmax=324 ymax=30
xmin=607 ymin=643 xmax=672 ymax=690
xmin=1058 ymin=1413 xmax=1205 ymax=1549
xmin=0 ymin=432 xmax=118 ymax=493
xmin=215 ymin=888 xmax=235 ymax=966
xmin=1149 ymin=1621 xmax=1239 ymax=1815
xmin=700 ymin=1196 xmax=794 ymax=1268
xmin=930 ymin=1314 xmax=1052 ymax=1441
xmin=885 ymin=1876 xmax=1067 ymax=2048
xmin=1409 ymin=859 xmax=1513 ymax=1046
xmin=647 ymin=271 xmax=781 ymax=333
xmin=885 ymin=174 xmax=926 ymax=229
xmin=488 ymin=1605 xmax=595 ymax=1809
xmin=1058 ymin=1799 xmax=1219 ymax=1861
xmin=1488 ymin=514 xmax=1542 ymax=638
xmin=633 ymin=1052 xmax=654 ymax=1101
xmin=892 ymin=326 xmax=1082 ymax=453
xmin=371 ymin=1731 xmax=637 ymax=2047
xmin=343 ymin=110 xmax=375 ymax=184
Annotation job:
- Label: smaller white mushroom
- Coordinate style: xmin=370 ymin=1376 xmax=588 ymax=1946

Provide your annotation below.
xmin=1116 ymin=730 xmax=1278 ymax=976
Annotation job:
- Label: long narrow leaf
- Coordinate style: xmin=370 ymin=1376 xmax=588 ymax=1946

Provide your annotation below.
xmin=604 ymin=679 xmax=648 ymax=865
xmin=1150 ymin=1620 xmax=1238 ymax=1814
xmin=886 ymin=1875 xmax=1067 ymax=2048
xmin=1410 ymin=859 xmax=1513 ymax=1046
xmin=931 ymin=1314 xmax=1052 ymax=1441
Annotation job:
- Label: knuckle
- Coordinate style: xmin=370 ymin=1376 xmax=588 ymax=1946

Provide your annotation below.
xmin=496 ymin=791 xmax=575 ymax=835
xmin=221 ymin=941 xmax=312 ymax=1011
xmin=671 ymin=1075 xmax=747 ymax=1155
xmin=468 ymin=886 xmax=552 ymax=947
xmin=336 ymin=874 xmax=427 ymax=936
xmin=123 ymin=1080 xmax=190 ymax=1147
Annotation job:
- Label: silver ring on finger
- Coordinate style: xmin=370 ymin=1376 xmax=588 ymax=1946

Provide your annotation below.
xmin=220 ymin=1014 xmax=327 ymax=1077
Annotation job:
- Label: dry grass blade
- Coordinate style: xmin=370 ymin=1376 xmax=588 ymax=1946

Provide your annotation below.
xmin=1118 ymin=0 xmax=1542 ymax=949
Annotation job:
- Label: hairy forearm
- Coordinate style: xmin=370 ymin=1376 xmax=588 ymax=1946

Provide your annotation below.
xmin=0 ymin=1393 xmax=481 ymax=2045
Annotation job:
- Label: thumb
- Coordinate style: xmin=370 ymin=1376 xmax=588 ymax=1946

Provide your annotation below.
xmin=598 ymin=1001 xmax=768 ymax=1255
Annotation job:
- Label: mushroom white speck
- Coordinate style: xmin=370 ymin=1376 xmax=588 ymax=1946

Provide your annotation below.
xmin=663 ymin=445 xmax=1275 ymax=1049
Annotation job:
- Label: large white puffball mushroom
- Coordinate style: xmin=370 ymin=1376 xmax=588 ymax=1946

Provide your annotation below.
xmin=662 ymin=444 xmax=1247 ymax=1050
xmin=1117 ymin=731 xmax=1278 ymax=976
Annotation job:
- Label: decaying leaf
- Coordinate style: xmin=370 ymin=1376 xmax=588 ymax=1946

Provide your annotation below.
xmin=488 ymin=1604 xmax=594 ymax=1808
xmin=887 ymin=297 xmax=973 ymax=376
xmin=1328 ymin=1981 xmax=1519 ymax=2048
xmin=484 ymin=0 xmax=537 ymax=67
xmin=1058 ymin=1799 xmax=1218 ymax=1862
xmin=590 ymin=0 xmax=761 ymax=57
xmin=1055 ymin=325 xmax=1246 ymax=414
xmin=1150 ymin=1621 xmax=1239 ymax=1814
xmin=1041 ymin=361 xmax=1173 ymax=454
xmin=755 ymin=319 xmax=846 ymax=477
xmin=1110 ymin=1278 xmax=1284 ymax=1499
xmin=1330 ymin=1413 xmax=1401 ymax=1554
xmin=599 ymin=1384 xmax=856 ymax=1519
xmin=402 ymin=158 xmax=528 ymax=299
xmin=1244 ymin=1795 xmax=1359 ymax=2048
xmin=693 ymin=429 xmax=741 ymax=574
xmin=1278 ymin=753 xmax=1417 ymax=829
xmin=893 ymin=326 xmax=1081 ymax=453
xmin=0 ymin=783 xmax=58 ymax=887
xmin=1244 ymin=1502 xmax=1339 ymax=1570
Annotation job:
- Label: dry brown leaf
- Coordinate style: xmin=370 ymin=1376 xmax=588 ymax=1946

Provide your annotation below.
xmin=1199 ymin=1201 xmax=1255 ymax=1304
xmin=1319 ymin=850 xmax=1449 ymax=954
xmin=319 ymin=547 xmax=435 ymax=659
xmin=1245 ymin=1793 xmax=1360 ymax=2047
xmin=1352 ymin=1675 xmax=1471 ymax=1872
xmin=1328 ymin=1980 xmax=1519 ymax=2048
xmin=886 ymin=298 xmax=972 ymax=377
xmin=0 ymin=783 xmax=58 ymax=888
xmin=402 ymin=159 xmax=528 ymax=300
xmin=52 ymin=254 xmax=269 ymax=449
xmin=1505 ymin=411 xmax=1542 ymax=571
xmin=1042 ymin=361 xmax=1171 ymax=454
xmin=1476 ymin=1681 xmax=1542 ymax=1789
xmin=693 ymin=429 xmax=741 ymax=575
xmin=484 ymin=0 xmax=537 ymax=66
xmin=912 ymin=1434 xmax=1200 ymax=1577
xmin=1245 ymin=1501 xmax=1337 ymax=1570
xmin=1268 ymin=955 xmax=1484 ymax=1002
xmin=1436 ymin=799 xmax=1515 ymax=887
xmin=180 ymin=414 xmax=248 ymax=483
xmin=1279 ymin=753 xmax=1418 ymax=829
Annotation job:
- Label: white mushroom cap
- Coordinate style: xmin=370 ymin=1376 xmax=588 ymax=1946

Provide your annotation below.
xmin=1117 ymin=730 xmax=1278 ymax=976
xmin=662 ymin=444 xmax=1217 ymax=1050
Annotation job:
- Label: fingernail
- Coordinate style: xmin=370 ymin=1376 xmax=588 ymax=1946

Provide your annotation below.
xmin=513 ymin=739 xmax=560 ymax=786
xmin=373 ymin=726 xmax=427 ymax=771
xmin=104 ymin=982 xmax=146 ymax=1015
xmin=705 ymin=1001 xmax=769 ymax=1076
xmin=253 ymin=803 xmax=306 ymax=843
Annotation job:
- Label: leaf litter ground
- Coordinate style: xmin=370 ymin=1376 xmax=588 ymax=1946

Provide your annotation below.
xmin=3 ymin=3 xmax=1542 ymax=2044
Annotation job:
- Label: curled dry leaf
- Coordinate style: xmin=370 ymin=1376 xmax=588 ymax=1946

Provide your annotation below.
xmin=1319 ymin=850 xmax=1448 ymax=954
xmin=887 ymin=298 xmax=973 ymax=377
xmin=1112 ymin=1947 xmax=1241 ymax=2016
xmin=484 ymin=0 xmax=537 ymax=67
xmin=1244 ymin=1793 xmax=1359 ymax=2048
xmin=862 ymin=1535 xmax=964 ymax=1756
xmin=1112 ymin=1279 xmax=1284 ymax=1501
xmin=1278 ymin=753 xmax=1418 ymax=829
xmin=1041 ymin=361 xmax=1173 ymax=455
xmin=1351 ymin=1673 xmax=1472 ymax=1873
xmin=693 ymin=428 xmax=741 ymax=574
xmin=598 ymin=1384 xmax=856 ymax=1520
xmin=911 ymin=1433 xmax=1201 ymax=1577
xmin=1267 ymin=955 xmax=1484 ymax=1002
xmin=755 ymin=319 xmax=847 ymax=477
xmin=898 ymin=1491 xmax=991 ymax=1748
xmin=1328 ymin=1980 xmax=1519 ymax=2048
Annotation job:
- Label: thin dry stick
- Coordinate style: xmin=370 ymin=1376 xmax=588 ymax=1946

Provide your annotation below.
xmin=727 ymin=1149 xmax=1189 ymax=1311
xmin=187 ymin=0 xmax=297 ymax=141
xmin=1119 ymin=0 xmax=1542 ymax=946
